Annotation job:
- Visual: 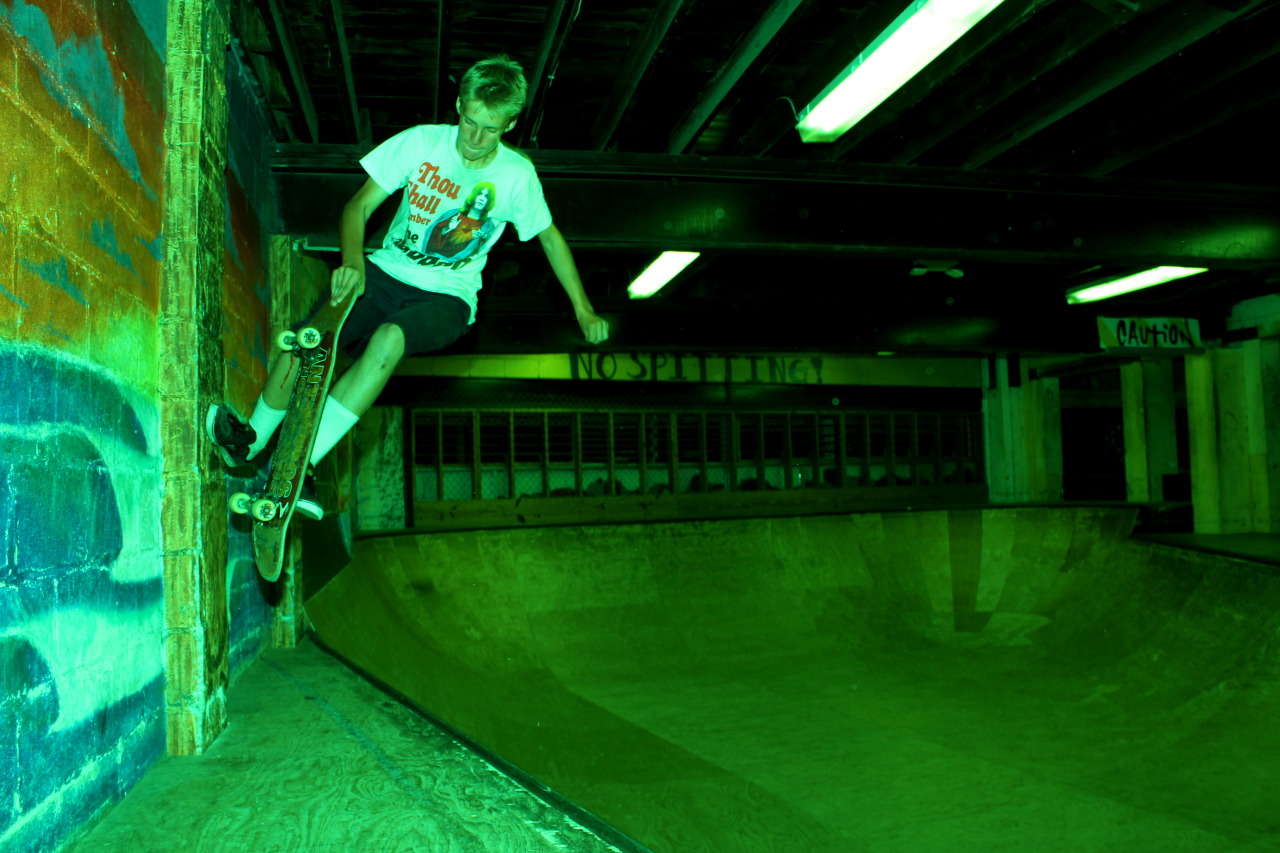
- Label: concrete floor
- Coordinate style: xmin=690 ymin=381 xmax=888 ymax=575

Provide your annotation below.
xmin=308 ymin=507 xmax=1280 ymax=853
xmin=63 ymin=640 xmax=636 ymax=853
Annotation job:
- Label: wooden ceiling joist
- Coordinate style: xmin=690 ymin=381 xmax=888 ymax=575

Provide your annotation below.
xmin=519 ymin=0 xmax=572 ymax=146
xmin=326 ymin=0 xmax=365 ymax=143
xmin=589 ymin=0 xmax=684 ymax=151
xmin=667 ymin=0 xmax=806 ymax=155
xmin=1069 ymin=72 xmax=1280 ymax=177
xmin=875 ymin=1 xmax=1120 ymax=167
xmin=257 ymin=0 xmax=321 ymax=143
xmin=433 ymin=0 xmax=453 ymax=124
xmin=956 ymin=0 xmax=1266 ymax=169
xmin=1008 ymin=7 xmax=1280 ymax=173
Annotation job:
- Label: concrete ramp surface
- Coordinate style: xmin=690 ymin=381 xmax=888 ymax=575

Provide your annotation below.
xmin=307 ymin=507 xmax=1280 ymax=852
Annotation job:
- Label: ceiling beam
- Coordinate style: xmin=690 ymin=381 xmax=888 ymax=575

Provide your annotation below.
xmin=590 ymin=0 xmax=684 ymax=151
xmin=409 ymin=305 xmax=1103 ymax=355
xmin=432 ymin=0 xmax=453 ymax=124
xmin=956 ymin=0 xmax=1266 ymax=169
xmin=1012 ymin=9 xmax=1280 ymax=174
xmin=326 ymin=0 xmax=366 ymax=144
xmin=667 ymin=0 xmax=805 ymax=155
xmin=520 ymin=0 xmax=571 ymax=146
xmin=1070 ymin=80 xmax=1279 ymax=178
xmin=537 ymin=178 xmax=1280 ymax=266
xmin=255 ymin=0 xmax=319 ymax=143
xmin=273 ymin=146 xmax=1277 ymax=204
xmin=275 ymin=169 xmax=1280 ymax=267
xmin=874 ymin=2 xmax=1117 ymax=166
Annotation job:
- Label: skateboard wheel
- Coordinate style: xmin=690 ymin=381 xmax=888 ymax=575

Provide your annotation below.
xmin=298 ymin=327 xmax=322 ymax=349
xmin=276 ymin=330 xmax=298 ymax=351
xmin=229 ymin=492 xmax=253 ymax=514
xmin=251 ymin=498 xmax=279 ymax=522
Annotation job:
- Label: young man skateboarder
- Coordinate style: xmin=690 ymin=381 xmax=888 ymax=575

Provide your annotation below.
xmin=208 ymin=55 xmax=609 ymax=519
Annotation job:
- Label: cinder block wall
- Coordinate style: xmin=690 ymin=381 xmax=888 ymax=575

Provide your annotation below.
xmin=0 ymin=0 xmax=276 ymax=849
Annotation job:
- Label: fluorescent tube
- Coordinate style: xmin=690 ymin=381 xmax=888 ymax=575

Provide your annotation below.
xmin=628 ymin=252 xmax=700 ymax=299
xmin=1066 ymin=266 xmax=1208 ymax=304
xmin=797 ymin=0 xmax=1007 ymax=142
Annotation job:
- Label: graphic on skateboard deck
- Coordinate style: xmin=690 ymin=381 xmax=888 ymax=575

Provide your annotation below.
xmin=229 ymin=289 xmax=356 ymax=581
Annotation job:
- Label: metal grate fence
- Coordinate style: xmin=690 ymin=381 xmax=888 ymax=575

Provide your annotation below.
xmin=412 ymin=409 xmax=983 ymax=502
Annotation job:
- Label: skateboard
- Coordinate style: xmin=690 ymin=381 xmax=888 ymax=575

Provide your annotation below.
xmin=229 ymin=289 xmax=356 ymax=581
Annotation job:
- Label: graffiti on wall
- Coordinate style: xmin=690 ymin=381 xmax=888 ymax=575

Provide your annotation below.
xmin=0 ymin=343 xmax=165 ymax=852
xmin=1 ymin=0 xmax=169 ymax=847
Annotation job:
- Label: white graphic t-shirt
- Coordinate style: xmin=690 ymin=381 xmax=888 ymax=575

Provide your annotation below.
xmin=360 ymin=125 xmax=553 ymax=324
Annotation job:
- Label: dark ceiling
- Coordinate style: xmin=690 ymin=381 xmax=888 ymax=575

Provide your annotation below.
xmin=236 ymin=0 xmax=1280 ymax=356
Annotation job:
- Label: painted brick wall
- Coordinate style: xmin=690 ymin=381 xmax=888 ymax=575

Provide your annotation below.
xmin=0 ymin=0 xmax=168 ymax=849
xmin=1 ymin=0 xmax=278 ymax=849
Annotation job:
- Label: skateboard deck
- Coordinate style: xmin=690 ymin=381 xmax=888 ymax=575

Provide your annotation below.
xmin=230 ymin=289 xmax=356 ymax=581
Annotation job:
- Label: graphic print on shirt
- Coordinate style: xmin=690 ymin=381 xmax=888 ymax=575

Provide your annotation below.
xmin=425 ymin=182 xmax=498 ymax=260
xmin=392 ymin=159 xmax=502 ymax=270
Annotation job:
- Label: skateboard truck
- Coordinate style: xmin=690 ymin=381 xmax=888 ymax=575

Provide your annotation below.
xmin=276 ymin=326 xmax=323 ymax=352
xmin=230 ymin=491 xmax=279 ymax=521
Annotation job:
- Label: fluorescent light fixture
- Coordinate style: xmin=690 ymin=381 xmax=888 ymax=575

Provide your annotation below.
xmin=797 ymin=0 xmax=1007 ymax=142
xmin=628 ymin=252 xmax=700 ymax=299
xmin=1066 ymin=266 xmax=1209 ymax=304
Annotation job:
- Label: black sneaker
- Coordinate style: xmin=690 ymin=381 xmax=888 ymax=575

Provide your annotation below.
xmin=205 ymin=404 xmax=257 ymax=467
xmin=294 ymin=472 xmax=324 ymax=521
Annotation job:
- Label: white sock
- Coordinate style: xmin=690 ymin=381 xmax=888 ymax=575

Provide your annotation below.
xmin=246 ymin=396 xmax=287 ymax=460
xmin=309 ymin=397 xmax=360 ymax=466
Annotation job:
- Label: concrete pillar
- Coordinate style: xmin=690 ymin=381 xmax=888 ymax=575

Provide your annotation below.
xmin=1120 ymin=360 xmax=1179 ymax=502
xmin=160 ymin=0 xmax=230 ymax=754
xmin=983 ymin=357 xmax=1063 ymax=503
xmin=1242 ymin=338 xmax=1280 ymax=532
xmin=1185 ymin=342 xmax=1280 ymax=533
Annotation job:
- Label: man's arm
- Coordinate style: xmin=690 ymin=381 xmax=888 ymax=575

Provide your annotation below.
xmin=331 ymin=177 xmax=392 ymax=305
xmin=538 ymin=223 xmax=609 ymax=344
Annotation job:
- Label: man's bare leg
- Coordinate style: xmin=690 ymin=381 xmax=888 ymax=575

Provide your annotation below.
xmin=236 ymin=323 xmax=403 ymax=467
xmin=262 ymin=349 xmax=302 ymax=410
xmin=327 ymin=323 xmax=406 ymax=416
xmin=304 ymin=323 xmax=406 ymax=469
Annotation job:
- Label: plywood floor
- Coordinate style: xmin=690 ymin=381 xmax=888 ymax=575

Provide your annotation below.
xmin=63 ymin=640 xmax=635 ymax=853
xmin=307 ymin=507 xmax=1280 ymax=853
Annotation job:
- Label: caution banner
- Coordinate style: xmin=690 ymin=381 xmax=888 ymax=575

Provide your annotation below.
xmin=1098 ymin=317 xmax=1201 ymax=350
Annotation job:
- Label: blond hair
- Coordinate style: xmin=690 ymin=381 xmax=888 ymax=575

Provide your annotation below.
xmin=458 ymin=55 xmax=528 ymax=118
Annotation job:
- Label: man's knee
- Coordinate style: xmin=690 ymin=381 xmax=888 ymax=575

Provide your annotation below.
xmin=367 ymin=323 xmax=406 ymax=366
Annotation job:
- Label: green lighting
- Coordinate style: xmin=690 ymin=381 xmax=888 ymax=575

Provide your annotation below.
xmin=797 ymin=0 xmax=1007 ymax=143
xmin=628 ymin=252 xmax=701 ymax=299
xmin=1066 ymin=266 xmax=1209 ymax=304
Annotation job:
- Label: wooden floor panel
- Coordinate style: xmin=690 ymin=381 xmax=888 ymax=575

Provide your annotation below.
xmin=65 ymin=640 xmax=631 ymax=853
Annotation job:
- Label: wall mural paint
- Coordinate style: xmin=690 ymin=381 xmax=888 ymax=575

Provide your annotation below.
xmin=0 ymin=0 xmax=151 ymax=195
xmin=4 ymin=0 xmax=286 ymax=844
xmin=0 ymin=343 xmax=165 ymax=853
xmin=4 ymin=0 xmax=165 ymax=849
xmin=0 ymin=0 xmax=164 ymax=384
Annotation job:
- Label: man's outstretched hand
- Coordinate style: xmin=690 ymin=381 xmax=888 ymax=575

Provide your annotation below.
xmin=577 ymin=309 xmax=610 ymax=344
xmin=331 ymin=264 xmax=366 ymax=306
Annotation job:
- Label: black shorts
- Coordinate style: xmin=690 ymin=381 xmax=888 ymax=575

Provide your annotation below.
xmin=334 ymin=262 xmax=471 ymax=358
